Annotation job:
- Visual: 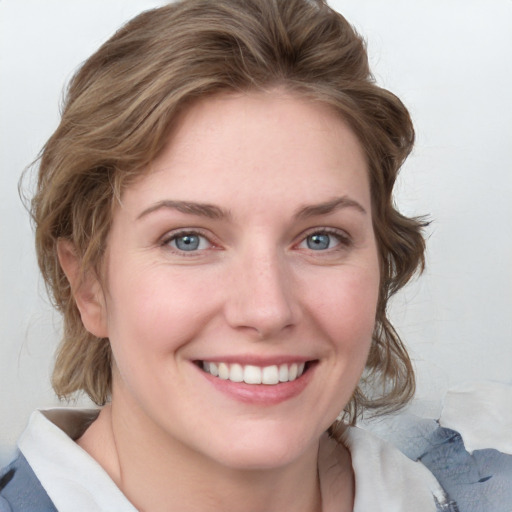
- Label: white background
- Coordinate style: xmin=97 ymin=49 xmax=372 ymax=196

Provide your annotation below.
xmin=1 ymin=0 xmax=511 ymax=465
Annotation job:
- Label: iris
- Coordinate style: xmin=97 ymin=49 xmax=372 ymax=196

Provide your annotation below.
xmin=175 ymin=234 xmax=201 ymax=251
xmin=307 ymin=233 xmax=331 ymax=250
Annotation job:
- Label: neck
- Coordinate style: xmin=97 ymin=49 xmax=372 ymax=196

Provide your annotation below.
xmin=79 ymin=403 xmax=324 ymax=512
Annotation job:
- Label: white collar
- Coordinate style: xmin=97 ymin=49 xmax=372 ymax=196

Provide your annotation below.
xmin=319 ymin=428 xmax=440 ymax=511
xmin=19 ymin=408 xmax=137 ymax=512
xmin=20 ymin=408 xmax=442 ymax=511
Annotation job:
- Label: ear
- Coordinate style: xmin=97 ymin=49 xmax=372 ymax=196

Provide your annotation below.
xmin=57 ymin=240 xmax=109 ymax=338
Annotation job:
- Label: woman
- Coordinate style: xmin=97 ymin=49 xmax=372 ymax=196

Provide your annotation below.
xmin=0 ymin=0 xmax=455 ymax=510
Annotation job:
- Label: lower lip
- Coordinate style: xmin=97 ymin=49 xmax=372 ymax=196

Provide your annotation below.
xmin=196 ymin=363 xmax=316 ymax=405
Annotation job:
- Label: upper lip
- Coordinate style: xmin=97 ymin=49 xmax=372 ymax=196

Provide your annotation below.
xmin=194 ymin=355 xmax=315 ymax=366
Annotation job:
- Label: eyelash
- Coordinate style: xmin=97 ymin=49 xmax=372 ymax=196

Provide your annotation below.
xmin=296 ymin=227 xmax=352 ymax=252
xmin=160 ymin=229 xmax=216 ymax=255
xmin=159 ymin=227 xmax=352 ymax=255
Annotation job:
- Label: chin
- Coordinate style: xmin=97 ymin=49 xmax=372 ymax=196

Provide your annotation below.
xmin=201 ymin=422 xmax=322 ymax=471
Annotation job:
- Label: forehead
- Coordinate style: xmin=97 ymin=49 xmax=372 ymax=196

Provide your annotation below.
xmin=120 ymin=90 xmax=370 ymax=216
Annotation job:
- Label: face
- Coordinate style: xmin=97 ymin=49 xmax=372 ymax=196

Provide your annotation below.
xmin=94 ymin=90 xmax=380 ymax=470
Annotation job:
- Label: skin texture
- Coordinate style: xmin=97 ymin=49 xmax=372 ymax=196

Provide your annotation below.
xmin=60 ymin=90 xmax=380 ymax=512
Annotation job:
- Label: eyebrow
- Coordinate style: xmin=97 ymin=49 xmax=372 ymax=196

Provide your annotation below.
xmin=137 ymin=200 xmax=229 ymax=220
xmin=294 ymin=196 xmax=367 ymax=219
xmin=137 ymin=195 xmax=366 ymax=221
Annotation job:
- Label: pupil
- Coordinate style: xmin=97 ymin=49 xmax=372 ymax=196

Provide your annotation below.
xmin=307 ymin=233 xmax=329 ymax=250
xmin=176 ymin=235 xmax=199 ymax=251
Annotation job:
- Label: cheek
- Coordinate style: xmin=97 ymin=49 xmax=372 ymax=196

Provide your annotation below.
xmin=105 ymin=264 xmax=219 ymax=356
xmin=311 ymin=267 xmax=379 ymax=344
xmin=301 ymin=266 xmax=379 ymax=424
xmin=103 ymin=268 xmax=207 ymax=400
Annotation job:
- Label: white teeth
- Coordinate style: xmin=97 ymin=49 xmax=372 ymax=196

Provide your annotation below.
xmin=289 ymin=363 xmax=298 ymax=381
xmin=229 ymin=363 xmax=244 ymax=382
xmin=244 ymin=365 xmax=262 ymax=384
xmin=209 ymin=362 xmax=219 ymax=377
xmin=201 ymin=361 xmax=307 ymax=385
xmin=279 ymin=364 xmax=289 ymax=382
xmin=262 ymin=365 xmax=279 ymax=385
xmin=218 ymin=362 xmax=229 ymax=380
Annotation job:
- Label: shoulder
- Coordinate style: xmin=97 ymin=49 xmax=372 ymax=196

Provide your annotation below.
xmin=430 ymin=381 xmax=512 ymax=512
xmin=319 ymin=427 xmax=454 ymax=511
xmin=360 ymin=386 xmax=512 ymax=512
xmin=341 ymin=426 xmax=453 ymax=512
xmin=11 ymin=408 xmax=137 ymax=512
xmin=0 ymin=452 xmax=57 ymax=512
xmin=415 ymin=424 xmax=512 ymax=512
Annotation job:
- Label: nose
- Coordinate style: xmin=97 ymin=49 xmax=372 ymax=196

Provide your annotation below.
xmin=223 ymin=247 xmax=300 ymax=339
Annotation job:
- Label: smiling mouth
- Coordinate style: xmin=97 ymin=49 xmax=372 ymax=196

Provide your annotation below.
xmin=198 ymin=361 xmax=313 ymax=385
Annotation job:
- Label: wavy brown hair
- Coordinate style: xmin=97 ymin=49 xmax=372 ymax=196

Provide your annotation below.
xmin=30 ymin=0 xmax=426 ymax=429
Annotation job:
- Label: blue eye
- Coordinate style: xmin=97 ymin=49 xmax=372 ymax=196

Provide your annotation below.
xmin=168 ymin=233 xmax=211 ymax=252
xmin=307 ymin=233 xmax=332 ymax=250
xmin=175 ymin=234 xmax=200 ymax=251
xmin=300 ymin=231 xmax=346 ymax=251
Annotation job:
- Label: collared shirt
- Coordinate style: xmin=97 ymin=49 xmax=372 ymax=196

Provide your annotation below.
xmin=1 ymin=408 xmax=446 ymax=511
